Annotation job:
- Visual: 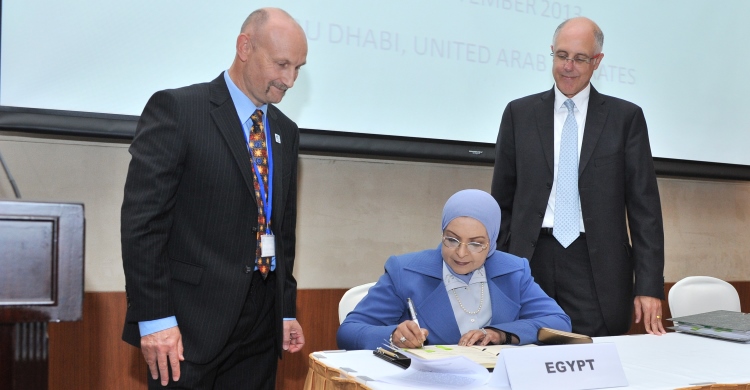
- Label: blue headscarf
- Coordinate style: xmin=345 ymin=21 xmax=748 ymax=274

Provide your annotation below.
xmin=441 ymin=189 xmax=501 ymax=257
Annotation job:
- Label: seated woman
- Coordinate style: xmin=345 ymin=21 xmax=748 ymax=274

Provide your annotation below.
xmin=337 ymin=189 xmax=571 ymax=350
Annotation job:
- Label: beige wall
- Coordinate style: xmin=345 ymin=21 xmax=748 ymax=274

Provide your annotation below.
xmin=1 ymin=131 xmax=749 ymax=291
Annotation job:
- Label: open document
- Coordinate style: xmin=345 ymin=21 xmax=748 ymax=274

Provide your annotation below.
xmin=377 ymin=351 xmax=490 ymax=389
xmin=401 ymin=344 xmax=521 ymax=369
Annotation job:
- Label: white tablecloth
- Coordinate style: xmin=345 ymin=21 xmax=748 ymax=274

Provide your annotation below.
xmin=312 ymin=333 xmax=750 ymax=389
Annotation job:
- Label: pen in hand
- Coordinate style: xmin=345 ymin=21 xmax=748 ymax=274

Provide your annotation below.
xmin=407 ymin=298 xmax=420 ymax=327
xmin=407 ymin=297 xmax=424 ymax=347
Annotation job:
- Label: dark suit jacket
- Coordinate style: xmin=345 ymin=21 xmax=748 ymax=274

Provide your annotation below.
xmin=490 ymin=85 xmax=664 ymax=335
xmin=336 ymin=248 xmax=571 ymax=350
xmin=121 ymin=74 xmax=299 ymax=363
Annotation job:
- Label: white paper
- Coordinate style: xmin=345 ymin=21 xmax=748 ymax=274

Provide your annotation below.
xmin=487 ymin=351 xmax=510 ymax=388
xmin=378 ymin=351 xmax=490 ymax=389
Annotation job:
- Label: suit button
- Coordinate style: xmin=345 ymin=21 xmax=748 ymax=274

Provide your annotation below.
xmin=244 ymin=265 xmax=253 ymax=274
xmin=531 ymin=241 xmax=536 ymax=247
xmin=538 ymin=212 xmax=543 ymax=218
xmin=252 ymin=227 xmax=258 ymax=232
xmin=546 ymin=182 xmax=552 ymax=189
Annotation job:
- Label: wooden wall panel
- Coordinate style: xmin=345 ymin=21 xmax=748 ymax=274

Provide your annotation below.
xmin=734 ymin=282 xmax=750 ymax=313
xmin=48 ymin=283 xmax=750 ymax=390
xmin=276 ymin=289 xmax=346 ymax=390
xmin=48 ymin=292 xmax=148 ymax=390
xmin=48 ymin=290 xmax=346 ymax=390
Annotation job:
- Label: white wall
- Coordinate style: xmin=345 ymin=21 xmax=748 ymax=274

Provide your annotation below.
xmin=1 ymin=131 xmax=749 ymax=291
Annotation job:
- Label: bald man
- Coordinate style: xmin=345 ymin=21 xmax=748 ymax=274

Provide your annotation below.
xmin=491 ymin=17 xmax=666 ymax=337
xmin=121 ymin=8 xmax=307 ymax=389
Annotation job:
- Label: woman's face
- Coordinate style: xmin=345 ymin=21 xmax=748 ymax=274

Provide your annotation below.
xmin=441 ymin=217 xmax=490 ymax=275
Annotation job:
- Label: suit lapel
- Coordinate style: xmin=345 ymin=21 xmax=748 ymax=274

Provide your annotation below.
xmin=267 ymin=106 xmax=285 ymax=231
xmin=405 ymin=254 xmax=461 ymax=343
xmin=579 ymin=86 xmax=608 ymax=174
xmin=420 ymin=281 xmax=461 ymax=343
xmin=426 ymin=283 xmax=461 ymax=344
xmin=484 ymin=253 xmax=523 ymax=319
xmin=209 ymin=75 xmax=258 ymax=200
xmin=535 ymin=88 xmax=556 ymax=174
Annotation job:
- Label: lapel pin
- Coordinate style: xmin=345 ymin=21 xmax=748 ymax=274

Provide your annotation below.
xmin=275 ymin=134 xmax=281 ymax=143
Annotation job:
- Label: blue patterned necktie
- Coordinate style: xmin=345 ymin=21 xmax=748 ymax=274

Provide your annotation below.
xmin=554 ymin=99 xmax=580 ymax=248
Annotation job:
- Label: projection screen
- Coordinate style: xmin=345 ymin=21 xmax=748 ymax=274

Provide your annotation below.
xmin=1 ymin=0 xmax=749 ymax=177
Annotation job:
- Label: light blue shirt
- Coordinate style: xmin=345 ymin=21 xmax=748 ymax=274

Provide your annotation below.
xmin=443 ymin=263 xmax=492 ymax=336
xmin=446 ymin=261 xmax=474 ymax=284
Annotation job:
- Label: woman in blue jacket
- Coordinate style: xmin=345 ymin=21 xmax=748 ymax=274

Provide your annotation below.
xmin=337 ymin=189 xmax=571 ymax=350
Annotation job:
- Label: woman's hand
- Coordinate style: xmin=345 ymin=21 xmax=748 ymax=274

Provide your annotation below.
xmin=458 ymin=328 xmax=503 ymax=346
xmin=391 ymin=320 xmax=429 ymax=348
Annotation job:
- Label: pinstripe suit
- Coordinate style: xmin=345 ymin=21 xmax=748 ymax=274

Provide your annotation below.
xmin=121 ymin=73 xmax=299 ymax=364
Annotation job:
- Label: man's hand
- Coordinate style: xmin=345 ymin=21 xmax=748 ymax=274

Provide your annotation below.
xmin=283 ymin=320 xmax=305 ymax=353
xmin=140 ymin=326 xmax=185 ymax=386
xmin=634 ymin=296 xmax=666 ymax=335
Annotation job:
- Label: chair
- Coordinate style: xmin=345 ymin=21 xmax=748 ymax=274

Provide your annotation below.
xmin=338 ymin=282 xmax=376 ymax=324
xmin=668 ymin=276 xmax=741 ymax=318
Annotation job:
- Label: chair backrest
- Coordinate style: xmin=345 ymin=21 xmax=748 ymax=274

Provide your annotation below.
xmin=338 ymin=282 xmax=376 ymax=324
xmin=668 ymin=276 xmax=741 ymax=318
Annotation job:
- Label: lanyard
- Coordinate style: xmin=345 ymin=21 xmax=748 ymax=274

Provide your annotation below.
xmin=247 ymin=113 xmax=274 ymax=233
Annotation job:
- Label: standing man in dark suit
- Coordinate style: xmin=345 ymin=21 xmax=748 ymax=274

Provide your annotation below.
xmin=491 ymin=17 xmax=666 ymax=337
xmin=121 ymin=8 xmax=307 ymax=389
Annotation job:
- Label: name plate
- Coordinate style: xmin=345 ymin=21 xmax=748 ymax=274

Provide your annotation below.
xmin=489 ymin=343 xmax=628 ymax=390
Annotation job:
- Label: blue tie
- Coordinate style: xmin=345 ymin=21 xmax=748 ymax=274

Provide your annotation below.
xmin=554 ymin=99 xmax=580 ymax=248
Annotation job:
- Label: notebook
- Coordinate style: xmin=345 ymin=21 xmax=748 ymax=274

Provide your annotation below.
xmin=668 ymin=310 xmax=750 ymax=342
xmin=669 ymin=310 xmax=750 ymax=332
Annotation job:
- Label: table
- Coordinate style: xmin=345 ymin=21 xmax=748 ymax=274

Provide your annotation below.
xmin=305 ymin=333 xmax=750 ymax=390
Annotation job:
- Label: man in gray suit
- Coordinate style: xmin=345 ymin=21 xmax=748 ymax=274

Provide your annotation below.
xmin=121 ymin=8 xmax=307 ymax=389
xmin=491 ymin=17 xmax=666 ymax=337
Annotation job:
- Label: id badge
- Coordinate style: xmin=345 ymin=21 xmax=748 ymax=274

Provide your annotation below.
xmin=260 ymin=234 xmax=276 ymax=257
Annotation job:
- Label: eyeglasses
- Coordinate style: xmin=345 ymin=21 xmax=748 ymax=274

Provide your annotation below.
xmin=551 ymin=52 xmax=601 ymax=66
xmin=442 ymin=236 xmax=488 ymax=254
